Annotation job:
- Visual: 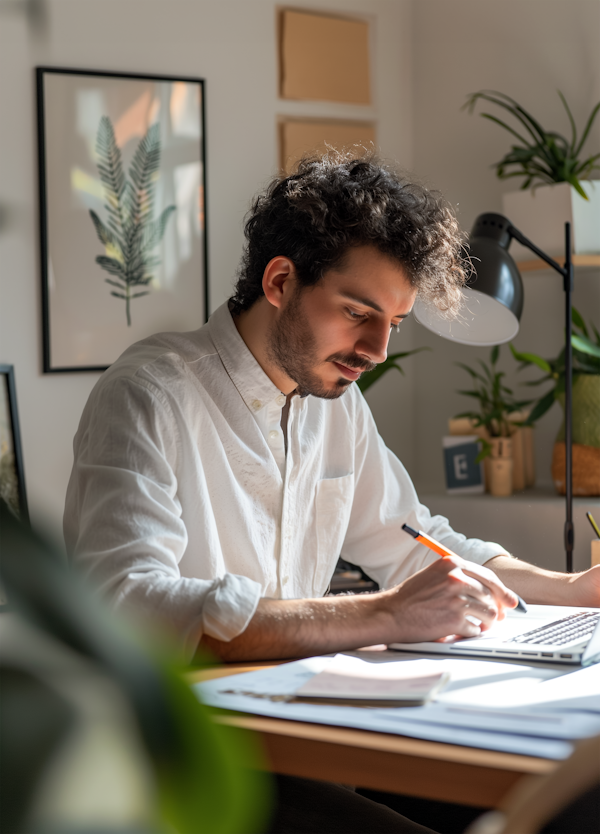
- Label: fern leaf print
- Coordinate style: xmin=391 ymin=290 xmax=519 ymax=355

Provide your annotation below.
xmin=89 ymin=116 xmax=176 ymax=326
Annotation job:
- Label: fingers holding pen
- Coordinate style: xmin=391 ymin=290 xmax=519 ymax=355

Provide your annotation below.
xmin=459 ymin=560 xmax=518 ymax=615
xmin=401 ymin=525 xmax=519 ymax=620
xmin=460 ymin=595 xmax=499 ymax=632
xmin=388 ymin=556 xmax=505 ymax=642
xmin=443 ymin=566 xmax=500 ymax=632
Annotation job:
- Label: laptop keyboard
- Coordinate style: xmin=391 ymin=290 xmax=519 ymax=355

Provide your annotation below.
xmin=508 ymin=611 xmax=600 ymax=646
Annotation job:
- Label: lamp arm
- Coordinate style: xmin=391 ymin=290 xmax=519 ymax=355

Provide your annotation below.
xmin=506 ymin=224 xmax=567 ymax=278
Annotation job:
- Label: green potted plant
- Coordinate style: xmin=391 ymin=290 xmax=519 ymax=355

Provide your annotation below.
xmin=464 ymin=90 xmax=600 ymax=260
xmin=510 ymin=308 xmax=600 ymax=496
xmin=453 ymin=346 xmax=533 ymax=495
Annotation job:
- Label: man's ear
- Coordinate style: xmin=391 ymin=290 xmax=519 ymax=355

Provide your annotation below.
xmin=262 ymin=257 xmax=296 ymax=310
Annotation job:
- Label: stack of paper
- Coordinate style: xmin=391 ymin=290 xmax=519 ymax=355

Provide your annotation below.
xmin=293 ymin=654 xmax=449 ymax=707
xmin=195 ymin=652 xmax=600 ymax=760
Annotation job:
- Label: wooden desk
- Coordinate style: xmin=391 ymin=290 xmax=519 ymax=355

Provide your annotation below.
xmin=191 ymin=662 xmax=557 ymax=809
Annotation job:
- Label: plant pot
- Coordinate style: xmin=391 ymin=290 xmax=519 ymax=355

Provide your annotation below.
xmin=551 ymin=442 xmax=600 ymax=496
xmin=488 ymin=459 xmax=514 ymax=497
xmin=556 ymin=374 xmax=600 ymax=448
xmin=501 ymin=181 xmax=600 ymax=261
xmin=552 ymin=376 xmax=600 ymax=496
xmin=488 ymin=437 xmax=513 ymax=496
xmin=490 ymin=437 xmax=512 ymax=459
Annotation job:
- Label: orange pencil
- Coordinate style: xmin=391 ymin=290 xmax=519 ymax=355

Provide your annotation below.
xmin=401 ymin=523 xmax=459 ymax=559
xmin=401 ymin=523 xmax=527 ymax=612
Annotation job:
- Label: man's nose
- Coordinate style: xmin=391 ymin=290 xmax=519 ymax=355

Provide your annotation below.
xmin=355 ymin=321 xmax=390 ymax=365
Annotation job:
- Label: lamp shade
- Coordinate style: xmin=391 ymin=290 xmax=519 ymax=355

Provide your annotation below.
xmin=413 ymin=213 xmax=524 ymax=346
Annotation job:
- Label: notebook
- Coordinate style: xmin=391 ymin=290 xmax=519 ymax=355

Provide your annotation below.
xmin=389 ymin=604 xmax=600 ymax=666
xmin=293 ymin=654 xmax=450 ymax=707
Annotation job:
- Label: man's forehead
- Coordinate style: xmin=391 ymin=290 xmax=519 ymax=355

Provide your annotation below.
xmin=332 ymin=244 xmax=407 ymax=273
xmin=326 ymin=246 xmax=412 ymax=284
xmin=320 ymin=248 xmax=416 ymax=313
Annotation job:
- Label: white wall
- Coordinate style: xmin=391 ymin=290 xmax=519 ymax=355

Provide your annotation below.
xmin=1 ymin=0 xmax=599 ymax=546
xmin=0 ymin=0 xmax=413 ymax=537
xmin=409 ymin=0 xmax=600 ymax=493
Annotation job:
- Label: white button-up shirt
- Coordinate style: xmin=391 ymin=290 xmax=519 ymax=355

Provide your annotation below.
xmin=64 ymin=303 xmax=509 ymax=659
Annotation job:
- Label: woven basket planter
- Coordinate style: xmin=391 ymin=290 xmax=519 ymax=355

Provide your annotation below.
xmin=552 ymin=375 xmax=600 ymax=496
xmin=552 ymin=443 xmax=600 ymax=496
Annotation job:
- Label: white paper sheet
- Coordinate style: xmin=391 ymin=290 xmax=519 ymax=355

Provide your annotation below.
xmin=194 ymin=654 xmax=600 ymax=760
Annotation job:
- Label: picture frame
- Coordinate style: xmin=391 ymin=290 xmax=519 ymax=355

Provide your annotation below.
xmin=442 ymin=435 xmax=485 ymax=495
xmin=37 ymin=67 xmax=208 ymax=372
xmin=0 ymin=365 xmax=29 ymax=525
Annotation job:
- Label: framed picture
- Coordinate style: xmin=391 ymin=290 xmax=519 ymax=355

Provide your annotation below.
xmin=37 ymin=67 xmax=208 ymax=372
xmin=442 ymin=435 xmax=485 ymax=495
xmin=0 ymin=365 xmax=29 ymax=524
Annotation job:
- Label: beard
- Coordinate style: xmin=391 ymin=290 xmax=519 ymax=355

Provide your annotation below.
xmin=267 ymin=286 xmax=376 ymax=399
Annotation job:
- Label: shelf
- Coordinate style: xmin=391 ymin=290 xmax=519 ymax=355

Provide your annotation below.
xmin=517 ymin=255 xmax=600 ymax=272
xmin=418 ymin=488 xmax=600 ymax=574
xmin=421 ymin=486 xmax=597 ymax=505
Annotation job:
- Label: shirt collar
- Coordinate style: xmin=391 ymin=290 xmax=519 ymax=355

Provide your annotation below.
xmin=207 ymin=302 xmax=283 ymax=413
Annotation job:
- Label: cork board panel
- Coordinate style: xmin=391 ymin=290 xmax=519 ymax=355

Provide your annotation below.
xmin=280 ymin=10 xmax=371 ymax=104
xmin=280 ymin=119 xmax=376 ymax=174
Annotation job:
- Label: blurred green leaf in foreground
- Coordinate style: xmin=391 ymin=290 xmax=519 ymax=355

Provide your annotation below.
xmin=0 ymin=501 xmax=272 ymax=834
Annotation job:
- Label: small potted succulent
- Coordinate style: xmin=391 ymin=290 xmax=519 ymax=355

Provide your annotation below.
xmin=511 ymin=308 xmax=600 ymax=496
xmin=464 ymin=90 xmax=600 ymax=261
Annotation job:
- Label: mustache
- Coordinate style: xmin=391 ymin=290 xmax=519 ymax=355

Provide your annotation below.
xmin=327 ymin=353 xmax=377 ymax=374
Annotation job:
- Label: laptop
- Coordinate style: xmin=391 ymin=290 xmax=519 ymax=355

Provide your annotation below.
xmin=389 ymin=604 xmax=600 ymax=666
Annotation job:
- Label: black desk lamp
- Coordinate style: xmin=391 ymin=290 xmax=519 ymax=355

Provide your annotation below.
xmin=414 ymin=212 xmax=575 ymax=573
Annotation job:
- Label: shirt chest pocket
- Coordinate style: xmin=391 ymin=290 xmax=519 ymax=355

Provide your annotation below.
xmin=313 ymin=473 xmax=355 ymax=595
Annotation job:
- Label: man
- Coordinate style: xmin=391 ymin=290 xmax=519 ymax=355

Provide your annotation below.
xmin=65 ymin=154 xmax=599 ymax=830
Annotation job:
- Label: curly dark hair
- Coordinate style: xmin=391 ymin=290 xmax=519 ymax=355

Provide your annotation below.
xmin=230 ymin=150 xmax=470 ymax=317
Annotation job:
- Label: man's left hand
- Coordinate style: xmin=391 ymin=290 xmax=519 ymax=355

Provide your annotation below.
xmin=570 ymin=564 xmax=600 ymax=607
xmin=485 ymin=556 xmax=600 ymax=608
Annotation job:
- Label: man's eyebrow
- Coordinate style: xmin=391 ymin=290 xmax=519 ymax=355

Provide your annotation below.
xmin=339 ymin=291 xmax=412 ymax=318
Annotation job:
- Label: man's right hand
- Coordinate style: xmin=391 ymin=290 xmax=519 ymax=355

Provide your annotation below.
xmin=382 ymin=555 xmax=519 ymax=643
xmin=199 ymin=556 xmax=518 ymax=662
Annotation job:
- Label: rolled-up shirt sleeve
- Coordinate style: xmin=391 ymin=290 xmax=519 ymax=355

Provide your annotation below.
xmin=341 ymin=389 xmax=512 ymax=588
xmin=64 ymin=374 xmax=261 ymax=661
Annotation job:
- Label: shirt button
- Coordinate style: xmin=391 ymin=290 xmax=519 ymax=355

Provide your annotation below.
xmin=276 ymin=394 xmax=286 ymax=406
xmin=251 ymin=399 xmax=262 ymax=410
xmin=282 ymin=576 xmax=289 ymax=586
xmin=268 ymin=430 xmax=279 ymax=441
